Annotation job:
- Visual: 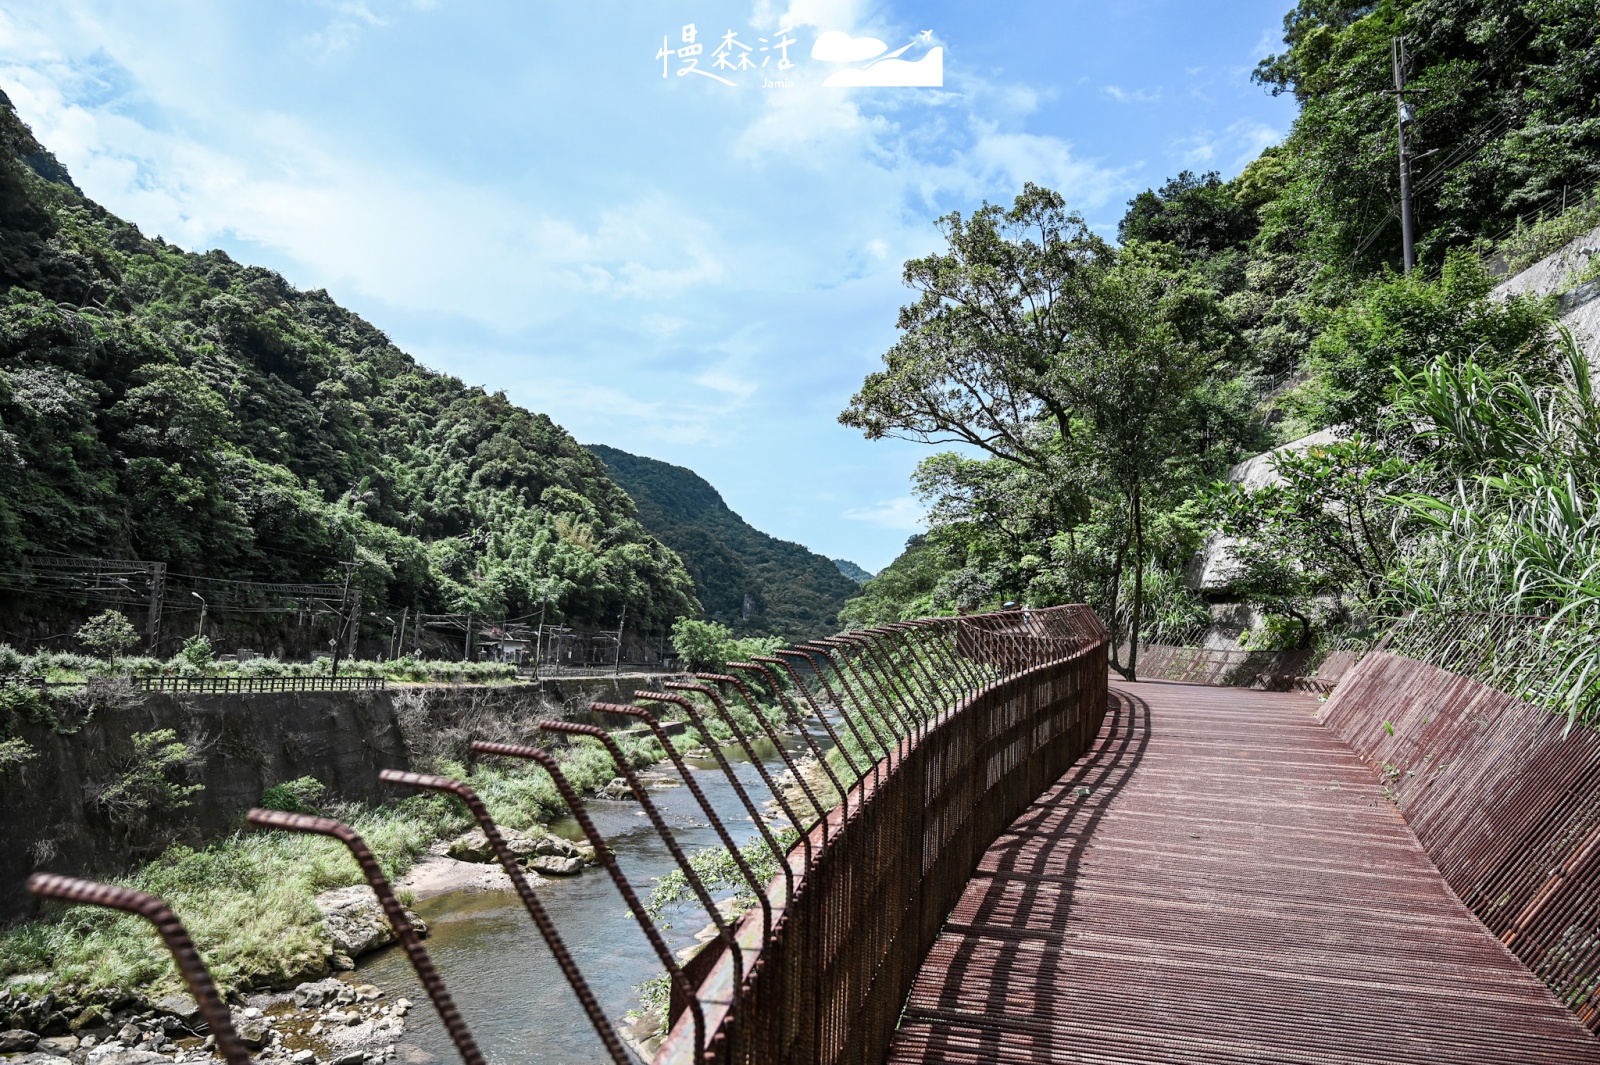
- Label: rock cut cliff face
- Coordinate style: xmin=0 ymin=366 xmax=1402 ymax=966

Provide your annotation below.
xmin=1491 ymin=222 xmax=1600 ymax=364
xmin=1183 ymin=223 xmax=1600 ymax=649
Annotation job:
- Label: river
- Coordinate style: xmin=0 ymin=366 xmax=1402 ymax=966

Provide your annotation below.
xmin=357 ymin=722 xmax=833 ymax=1065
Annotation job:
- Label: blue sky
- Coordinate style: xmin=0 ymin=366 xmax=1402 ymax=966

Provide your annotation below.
xmin=0 ymin=0 xmax=1297 ymax=572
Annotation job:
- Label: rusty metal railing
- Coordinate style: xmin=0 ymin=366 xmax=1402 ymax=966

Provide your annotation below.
xmin=1321 ymin=649 xmax=1600 ymax=1030
xmin=654 ymin=607 xmax=1108 ymax=1065
xmin=21 ymin=605 xmax=1107 ymax=1065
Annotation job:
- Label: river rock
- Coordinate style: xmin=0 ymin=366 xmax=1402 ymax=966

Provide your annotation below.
xmin=526 ymin=833 xmax=593 ymax=862
xmin=594 ymin=777 xmax=635 ymax=801
xmin=85 ymin=1048 xmax=167 ymax=1065
xmin=153 ymin=993 xmax=201 ymax=1029
xmin=447 ymin=827 xmax=548 ymax=864
xmin=69 ymin=1006 xmax=109 ymax=1032
xmin=39 ymin=1035 xmax=78 ymax=1054
xmin=314 ymin=887 xmax=428 ymax=959
xmin=293 ymin=978 xmax=350 ymax=1009
xmin=526 ymin=855 xmax=584 ymax=876
xmin=445 ymin=829 xmax=496 ymax=863
xmin=0 ymin=1029 xmax=40 ymax=1052
xmin=235 ymin=1017 xmax=270 ymax=1050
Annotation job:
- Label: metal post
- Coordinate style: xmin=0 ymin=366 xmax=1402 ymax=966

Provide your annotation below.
xmin=190 ymin=591 xmax=206 ymax=640
xmin=145 ymin=562 xmax=165 ymax=655
xmin=346 ymin=590 xmax=362 ymax=660
xmin=330 ymin=543 xmax=357 ymax=680
xmin=613 ymin=603 xmax=626 ymax=675
xmin=1394 ymin=36 xmax=1415 ymax=274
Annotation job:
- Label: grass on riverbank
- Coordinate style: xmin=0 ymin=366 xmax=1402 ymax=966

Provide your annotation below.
xmin=0 ymin=729 xmax=668 ymax=1002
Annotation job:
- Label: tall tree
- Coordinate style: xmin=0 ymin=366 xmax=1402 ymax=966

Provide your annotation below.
xmin=843 ymin=187 xmax=1250 ymax=678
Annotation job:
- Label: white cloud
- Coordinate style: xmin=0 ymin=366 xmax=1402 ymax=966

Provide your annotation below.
xmin=304 ymin=2 xmax=388 ymax=55
xmin=1102 ymin=85 xmax=1161 ymax=104
xmin=843 ymin=497 xmax=925 ymax=530
xmin=757 ymin=0 xmax=868 ymax=31
xmin=1171 ymin=118 xmax=1281 ymax=173
xmin=948 ymin=122 xmax=1131 ymax=210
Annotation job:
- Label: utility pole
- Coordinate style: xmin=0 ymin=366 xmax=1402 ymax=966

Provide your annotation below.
xmin=464 ymin=612 xmax=474 ymax=661
xmin=329 ymin=542 xmax=357 ymax=680
xmin=1393 ymin=36 xmax=1416 ymax=274
xmin=146 ymin=562 xmax=166 ymax=655
xmin=613 ymin=603 xmax=627 ymax=675
xmin=394 ymin=607 xmax=408 ymax=660
xmin=534 ymin=600 xmax=547 ymax=679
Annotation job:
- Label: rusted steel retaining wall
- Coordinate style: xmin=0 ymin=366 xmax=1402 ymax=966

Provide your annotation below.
xmin=657 ymin=609 xmax=1108 ymax=1065
xmin=1320 ymin=651 xmax=1600 ymax=1027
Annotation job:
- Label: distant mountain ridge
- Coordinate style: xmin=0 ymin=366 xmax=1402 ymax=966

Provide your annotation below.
xmin=834 ymin=558 xmax=873 ymax=583
xmin=586 ymin=444 xmax=859 ymax=641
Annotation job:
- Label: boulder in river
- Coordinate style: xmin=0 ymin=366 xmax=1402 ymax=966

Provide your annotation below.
xmin=153 ymin=993 xmax=200 ymax=1028
xmin=85 ymin=1048 xmax=167 ymax=1065
xmin=446 ymin=827 xmax=594 ymax=866
xmin=526 ymin=855 xmax=584 ymax=876
xmin=293 ymin=978 xmax=354 ymax=1009
xmin=314 ymin=887 xmax=428 ymax=960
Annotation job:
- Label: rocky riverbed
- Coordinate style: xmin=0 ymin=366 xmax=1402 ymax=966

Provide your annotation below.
xmin=0 ymin=978 xmax=414 ymax=1065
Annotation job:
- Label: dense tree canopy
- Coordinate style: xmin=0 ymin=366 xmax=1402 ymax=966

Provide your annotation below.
xmin=841 ymin=0 xmax=1599 ymax=690
xmin=0 ymin=93 xmax=697 ymax=639
xmin=586 ymin=444 xmax=859 ymax=641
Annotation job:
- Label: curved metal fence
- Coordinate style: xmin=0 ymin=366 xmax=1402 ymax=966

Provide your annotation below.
xmin=657 ymin=606 xmax=1108 ymax=1065
xmin=23 ymin=605 xmax=1106 ymax=1065
xmin=1322 ymin=650 xmax=1600 ymax=1030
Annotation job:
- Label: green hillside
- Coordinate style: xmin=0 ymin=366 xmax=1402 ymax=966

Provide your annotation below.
xmin=0 ymin=93 xmax=696 ymax=645
xmin=833 ymin=558 xmax=873 ymax=584
xmin=841 ymin=0 xmax=1600 ymax=683
xmin=586 ymin=444 xmax=859 ymax=640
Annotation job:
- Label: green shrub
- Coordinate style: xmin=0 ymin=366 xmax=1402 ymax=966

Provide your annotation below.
xmin=0 ymin=737 xmax=35 ymax=768
xmin=0 ymin=683 xmax=49 ymax=734
xmin=90 ymin=729 xmax=204 ymax=833
xmin=259 ymin=776 xmax=326 ymax=815
xmin=1496 ymin=198 xmax=1600 ymax=276
xmin=177 ymin=635 xmax=213 ymax=670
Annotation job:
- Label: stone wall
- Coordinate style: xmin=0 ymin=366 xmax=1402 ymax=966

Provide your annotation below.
xmin=0 ymin=673 xmax=681 ymax=921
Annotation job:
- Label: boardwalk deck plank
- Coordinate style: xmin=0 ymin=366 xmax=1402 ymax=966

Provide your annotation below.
xmin=887 ymin=678 xmax=1600 ymax=1065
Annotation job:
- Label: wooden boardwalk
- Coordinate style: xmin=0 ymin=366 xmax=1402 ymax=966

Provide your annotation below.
xmin=887 ymin=679 xmax=1600 ymax=1065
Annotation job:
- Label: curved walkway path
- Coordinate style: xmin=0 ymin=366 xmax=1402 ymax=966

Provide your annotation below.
xmin=887 ymin=678 xmax=1600 ymax=1064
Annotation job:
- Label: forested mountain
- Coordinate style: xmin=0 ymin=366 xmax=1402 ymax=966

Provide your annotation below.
xmin=586 ymin=444 xmax=859 ymax=640
xmin=841 ymin=0 xmax=1600 ymax=694
xmin=833 ymin=558 xmax=873 ymax=584
xmin=0 ymin=92 xmax=697 ymax=641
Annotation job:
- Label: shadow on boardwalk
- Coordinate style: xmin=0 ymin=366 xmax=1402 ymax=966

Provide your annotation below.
xmin=889 ymin=679 xmax=1600 ymax=1065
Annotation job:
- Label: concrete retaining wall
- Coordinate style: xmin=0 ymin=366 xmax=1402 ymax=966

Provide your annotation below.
xmin=0 ymin=673 xmax=682 ymax=921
